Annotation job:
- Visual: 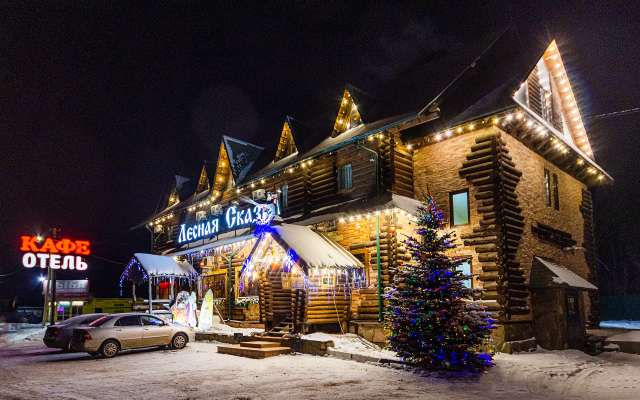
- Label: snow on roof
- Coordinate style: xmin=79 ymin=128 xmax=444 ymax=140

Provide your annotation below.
xmin=133 ymin=253 xmax=198 ymax=277
xmin=531 ymin=257 xmax=597 ymax=290
xmin=270 ymin=224 xmax=363 ymax=270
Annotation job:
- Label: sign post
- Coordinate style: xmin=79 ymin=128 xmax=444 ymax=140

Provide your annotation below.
xmin=19 ymin=232 xmax=90 ymax=326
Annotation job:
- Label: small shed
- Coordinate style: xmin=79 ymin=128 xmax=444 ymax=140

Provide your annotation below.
xmin=121 ymin=253 xmax=199 ymax=314
xmin=530 ymin=257 xmax=597 ymax=350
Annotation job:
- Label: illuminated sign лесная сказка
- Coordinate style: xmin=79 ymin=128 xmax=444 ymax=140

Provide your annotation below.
xmin=20 ymin=236 xmax=90 ymax=270
xmin=178 ymin=202 xmax=277 ymax=245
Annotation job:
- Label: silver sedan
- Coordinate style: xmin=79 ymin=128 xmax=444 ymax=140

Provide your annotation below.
xmin=70 ymin=313 xmax=195 ymax=358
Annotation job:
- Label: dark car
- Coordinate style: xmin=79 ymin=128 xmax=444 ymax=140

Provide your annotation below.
xmin=43 ymin=313 xmax=108 ymax=350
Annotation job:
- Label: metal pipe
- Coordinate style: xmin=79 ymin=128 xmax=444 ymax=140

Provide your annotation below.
xmin=356 ymin=138 xmax=379 ymax=199
xmin=376 ymin=215 xmax=382 ymax=322
xmin=228 ymin=246 xmax=241 ymax=321
xmin=148 ymin=279 xmax=153 ymax=315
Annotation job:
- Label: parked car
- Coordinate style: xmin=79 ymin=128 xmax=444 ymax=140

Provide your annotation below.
xmin=43 ymin=313 xmax=108 ymax=350
xmin=70 ymin=313 xmax=195 ymax=358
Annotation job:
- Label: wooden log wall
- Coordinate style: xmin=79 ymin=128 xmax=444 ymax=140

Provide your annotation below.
xmin=527 ymin=66 xmax=542 ymax=117
xmin=346 ymin=213 xmax=401 ymax=321
xmin=380 ymin=131 xmax=415 ymax=198
xmin=291 ymin=289 xmax=306 ymax=333
xmin=531 ymin=222 xmax=578 ymax=248
xmin=305 ymin=275 xmax=351 ymax=325
xmin=580 ymin=189 xmax=600 ymax=327
xmin=458 ymin=132 xmax=530 ymax=320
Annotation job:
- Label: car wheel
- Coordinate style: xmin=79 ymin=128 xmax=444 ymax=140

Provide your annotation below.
xmin=100 ymin=340 xmax=120 ymax=358
xmin=171 ymin=333 xmax=187 ymax=350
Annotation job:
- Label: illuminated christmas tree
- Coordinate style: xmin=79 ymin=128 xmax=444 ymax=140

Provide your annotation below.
xmin=386 ymin=195 xmax=494 ymax=371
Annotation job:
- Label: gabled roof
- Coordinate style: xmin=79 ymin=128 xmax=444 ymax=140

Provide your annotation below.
xmin=260 ymin=224 xmax=363 ymax=271
xmin=531 ymin=257 xmax=597 ymax=290
xmin=221 ymin=135 xmax=264 ymax=183
xmin=274 ymin=120 xmax=298 ymax=162
xmin=330 ymin=88 xmax=364 ymax=138
xmin=121 ymin=253 xmax=199 ymax=284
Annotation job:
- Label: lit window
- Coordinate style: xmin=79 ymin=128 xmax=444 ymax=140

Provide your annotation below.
xmin=450 ymin=190 xmax=469 ymax=227
xmin=544 ymin=169 xmax=551 ymax=206
xmin=458 ymin=259 xmax=472 ymax=288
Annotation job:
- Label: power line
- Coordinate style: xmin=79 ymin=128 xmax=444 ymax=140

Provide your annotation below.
xmin=0 ymin=268 xmax=26 ymax=277
xmin=586 ymin=107 xmax=640 ymax=120
xmin=87 ymin=254 xmax=128 ymax=266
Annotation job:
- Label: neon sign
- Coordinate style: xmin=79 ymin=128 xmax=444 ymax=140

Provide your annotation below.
xmin=20 ymin=236 xmax=90 ymax=270
xmin=178 ymin=202 xmax=277 ymax=245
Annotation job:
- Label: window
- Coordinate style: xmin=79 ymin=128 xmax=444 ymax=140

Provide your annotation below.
xmin=278 ymin=184 xmax=288 ymax=208
xmin=337 ymin=164 xmax=352 ymax=191
xmin=90 ymin=316 xmax=111 ymax=327
xmin=544 ymin=169 xmax=551 ymax=206
xmin=167 ymin=226 xmax=173 ymax=241
xmin=79 ymin=315 xmax=103 ymax=326
xmin=450 ymin=190 xmax=470 ymax=227
xmin=458 ymin=259 xmax=472 ymax=288
xmin=206 ymin=274 xmax=226 ymax=299
xmin=140 ymin=315 xmax=164 ymax=326
xmin=116 ymin=316 xmax=141 ymax=327
xmin=553 ymin=173 xmax=559 ymax=210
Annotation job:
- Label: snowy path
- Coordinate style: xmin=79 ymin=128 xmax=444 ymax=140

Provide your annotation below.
xmin=1 ymin=340 xmax=639 ymax=399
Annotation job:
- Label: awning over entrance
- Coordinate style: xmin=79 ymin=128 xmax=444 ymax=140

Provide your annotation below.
xmin=262 ymin=224 xmax=363 ymax=271
xmin=530 ymin=257 xmax=597 ymax=291
xmin=122 ymin=253 xmax=199 ymax=285
xmin=286 ymin=192 xmax=422 ymax=227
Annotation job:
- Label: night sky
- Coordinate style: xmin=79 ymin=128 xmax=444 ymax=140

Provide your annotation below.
xmin=1 ymin=1 xmax=638 ymax=307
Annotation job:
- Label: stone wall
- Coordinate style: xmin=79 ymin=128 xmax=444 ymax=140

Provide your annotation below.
xmin=243 ymin=303 xmax=260 ymax=321
xmin=411 ymin=126 xmax=592 ymax=344
xmin=531 ymin=287 xmax=568 ymax=349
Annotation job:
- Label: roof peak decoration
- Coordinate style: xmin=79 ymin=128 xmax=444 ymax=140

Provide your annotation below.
xmin=516 ymin=40 xmax=594 ymax=160
xmin=222 ymin=135 xmax=264 ymax=184
xmin=195 ymin=165 xmax=210 ymax=194
xmin=274 ymin=121 xmax=298 ymax=162
xmin=331 ymin=87 xmax=364 ymax=138
xmin=210 ymin=144 xmax=232 ymax=201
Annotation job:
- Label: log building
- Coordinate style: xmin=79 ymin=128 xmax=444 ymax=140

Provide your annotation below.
xmin=138 ymin=28 xmax=610 ymax=351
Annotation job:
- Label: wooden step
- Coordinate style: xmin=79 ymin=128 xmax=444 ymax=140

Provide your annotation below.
xmin=217 ymin=344 xmax=291 ymax=359
xmin=240 ymin=341 xmax=281 ymax=349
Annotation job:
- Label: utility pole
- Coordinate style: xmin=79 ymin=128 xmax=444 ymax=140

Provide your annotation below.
xmin=49 ymin=228 xmax=61 ymax=325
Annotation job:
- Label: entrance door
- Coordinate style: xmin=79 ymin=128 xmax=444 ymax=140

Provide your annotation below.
xmin=565 ymin=290 xmax=584 ymax=349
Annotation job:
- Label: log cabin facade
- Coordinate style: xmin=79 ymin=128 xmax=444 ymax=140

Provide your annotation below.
xmin=139 ymin=28 xmax=610 ymax=351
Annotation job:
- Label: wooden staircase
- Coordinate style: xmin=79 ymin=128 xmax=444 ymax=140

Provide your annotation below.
xmin=268 ymin=314 xmax=294 ymax=335
xmin=217 ymin=337 xmax=291 ymax=359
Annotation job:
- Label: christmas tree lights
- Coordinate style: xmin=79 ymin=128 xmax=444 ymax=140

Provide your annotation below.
xmin=385 ymin=195 xmax=495 ymax=372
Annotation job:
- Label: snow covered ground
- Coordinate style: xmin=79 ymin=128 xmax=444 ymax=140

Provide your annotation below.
xmin=601 ymin=320 xmax=640 ymax=330
xmin=196 ymin=316 xmax=264 ymax=336
xmin=0 ymin=323 xmax=46 ymax=347
xmin=306 ymin=332 xmax=399 ymax=360
xmin=2 ymin=339 xmax=640 ymax=399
